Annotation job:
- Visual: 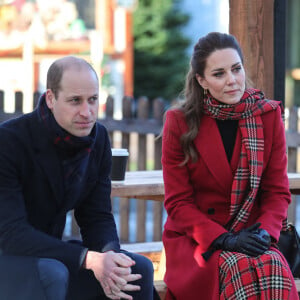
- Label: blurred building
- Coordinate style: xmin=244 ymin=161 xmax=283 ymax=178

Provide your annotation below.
xmin=180 ymin=0 xmax=229 ymax=55
xmin=0 ymin=0 xmax=135 ymax=117
xmin=0 ymin=0 xmax=229 ymax=116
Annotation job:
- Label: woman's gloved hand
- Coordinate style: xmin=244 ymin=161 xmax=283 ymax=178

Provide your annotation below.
xmin=213 ymin=223 xmax=271 ymax=256
xmin=255 ymin=228 xmax=271 ymax=247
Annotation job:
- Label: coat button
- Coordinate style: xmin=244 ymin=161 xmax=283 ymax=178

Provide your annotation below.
xmin=207 ymin=208 xmax=215 ymax=215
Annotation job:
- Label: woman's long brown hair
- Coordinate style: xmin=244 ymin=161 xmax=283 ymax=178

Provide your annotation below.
xmin=174 ymin=32 xmax=244 ymax=165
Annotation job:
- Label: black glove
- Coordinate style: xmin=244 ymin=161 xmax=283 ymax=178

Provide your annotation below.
xmin=213 ymin=223 xmax=270 ymax=256
xmin=255 ymin=228 xmax=271 ymax=247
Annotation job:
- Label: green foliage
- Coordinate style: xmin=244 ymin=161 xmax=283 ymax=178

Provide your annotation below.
xmin=133 ymin=0 xmax=190 ymax=102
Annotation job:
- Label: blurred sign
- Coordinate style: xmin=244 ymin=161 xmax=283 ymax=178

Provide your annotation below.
xmin=0 ymin=0 xmax=14 ymax=5
xmin=116 ymin=0 xmax=137 ymax=10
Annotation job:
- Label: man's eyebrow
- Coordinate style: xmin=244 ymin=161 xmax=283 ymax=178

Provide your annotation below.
xmin=90 ymin=94 xmax=99 ymax=98
xmin=66 ymin=94 xmax=82 ymax=99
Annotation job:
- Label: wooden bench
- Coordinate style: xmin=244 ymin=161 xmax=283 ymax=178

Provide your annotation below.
xmin=123 ymin=241 xmax=300 ymax=300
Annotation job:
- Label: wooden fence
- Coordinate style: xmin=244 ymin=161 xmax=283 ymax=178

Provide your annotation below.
xmin=0 ymin=91 xmax=300 ymax=243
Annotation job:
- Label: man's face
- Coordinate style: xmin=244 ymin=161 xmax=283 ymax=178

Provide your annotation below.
xmin=46 ymin=67 xmax=99 ymax=137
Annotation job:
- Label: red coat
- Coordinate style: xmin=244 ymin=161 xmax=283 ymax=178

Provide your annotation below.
xmin=162 ymin=107 xmax=298 ymax=299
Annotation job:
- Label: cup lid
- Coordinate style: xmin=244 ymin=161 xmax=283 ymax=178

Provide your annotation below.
xmin=111 ymin=148 xmax=129 ymax=156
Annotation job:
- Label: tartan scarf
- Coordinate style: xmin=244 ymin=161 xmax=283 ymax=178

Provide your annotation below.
xmin=203 ymin=88 xmax=281 ymax=232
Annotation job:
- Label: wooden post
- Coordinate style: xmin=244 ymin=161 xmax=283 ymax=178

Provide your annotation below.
xmin=274 ymin=0 xmax=286 ymax=103
xmin=119 ymin=96 xmax=133 ymax=242
xmin=22 ymin=34 xmax=34 ymax=113
xmin=287 ymin=107 xmax=298 ymax=224
xmin=106 ymin=95 xmax=114 ymax=144
xmin=15 ymin=92 xmax=23 ymax=112
xmin=153 ymin=97 xmax=164 ymax=241
xmin=124 ymin=11 xmax=134 ymax=97
xmin=121 ymin=96 xmax=132 ymax=154
xmin=0 ymin=91 xmax=4 ymax=111
xmin=229 ymin=0 xmax=274 ymax=99
xmin=136 ymin=96 xmax=149 ymax=242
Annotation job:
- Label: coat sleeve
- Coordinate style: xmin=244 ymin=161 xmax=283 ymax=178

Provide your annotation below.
xmin=74 ymin=124 xmax=120 ymax=253
xmin=0 ymin=126 xmax=87 ymax=272
xmin=255 ymin=106 xmax=291 ymax=241
xmin=162 ymin=110 xmax=227 ymax=252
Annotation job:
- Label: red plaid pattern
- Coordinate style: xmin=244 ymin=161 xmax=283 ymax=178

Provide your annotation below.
xmin=230 ymin=116 xmax=265 ymax=231
xmin=219 ymin=250 xmax=292 ymax=300
xmin=203 ymin=89 xmax=291 ymax=298
xmin=203 ymin=88 xmax=281 ymax=231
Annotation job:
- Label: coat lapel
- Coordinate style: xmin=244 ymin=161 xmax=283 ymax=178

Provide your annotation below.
xmin=29 ymin=113 xmax=64 ymax=206
xmin=194 ymin=116 xmax=236 ymax=193
xmin=230 ymin=127 xmax=241 ymax=172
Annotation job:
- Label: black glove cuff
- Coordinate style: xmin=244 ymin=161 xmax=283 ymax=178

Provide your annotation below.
xmin=213 ymin=232 xmax=233 ymax=250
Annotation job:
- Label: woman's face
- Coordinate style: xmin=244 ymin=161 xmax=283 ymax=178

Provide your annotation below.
xmin=196 ymin=48 xmax=246 ymax=105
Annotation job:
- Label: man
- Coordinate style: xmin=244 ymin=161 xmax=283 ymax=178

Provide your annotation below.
xmin=0 ymin=56 xmax=155 ymax=300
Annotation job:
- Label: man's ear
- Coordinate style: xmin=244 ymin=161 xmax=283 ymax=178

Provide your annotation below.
xmin=195 ymin=74 xmax=208 ymax=90
xmin=45 ymin=89 xmax=55 ymax=110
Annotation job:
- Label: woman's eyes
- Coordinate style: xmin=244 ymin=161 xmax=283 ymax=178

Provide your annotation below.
xmin=212 ymin=66 xmax=242 ymax=78
xmin=233 ymin=66 xmax=242 ymax=72
xmin=213 ymin=72 xmax=224 ymax=78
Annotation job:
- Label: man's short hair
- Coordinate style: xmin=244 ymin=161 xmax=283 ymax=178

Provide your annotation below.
xmin=46 ymin=56 xmax=98 ymax=98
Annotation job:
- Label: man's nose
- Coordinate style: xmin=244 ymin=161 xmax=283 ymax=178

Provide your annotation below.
xmin=80 ymin=101 xmax=91 ymax=117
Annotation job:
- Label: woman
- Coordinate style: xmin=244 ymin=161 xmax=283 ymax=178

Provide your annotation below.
xmin=161 ymin=32 xmax=299 ymax=300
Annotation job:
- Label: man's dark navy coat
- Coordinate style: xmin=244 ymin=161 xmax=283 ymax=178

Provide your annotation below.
xmin=0 ymin=108 xmax=120 ymax=274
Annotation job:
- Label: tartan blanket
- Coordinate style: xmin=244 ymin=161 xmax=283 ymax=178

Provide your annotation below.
xmin=219 ymin=250 xmax=292 ymax=299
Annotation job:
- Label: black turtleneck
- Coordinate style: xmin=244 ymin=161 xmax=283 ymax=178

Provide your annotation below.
xmin=216 ymin=119 xmax=238 ymax=162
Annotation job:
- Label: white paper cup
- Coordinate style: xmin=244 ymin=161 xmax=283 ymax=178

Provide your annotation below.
xmin=111 ymin=148 xmax=129 ymax=181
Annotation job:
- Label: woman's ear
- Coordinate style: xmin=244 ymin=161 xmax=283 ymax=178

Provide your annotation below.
xmin=195 ymin=73 xmax=207 ymax=89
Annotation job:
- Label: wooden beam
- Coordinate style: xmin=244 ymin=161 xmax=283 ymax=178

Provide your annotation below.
xmin=124 ymin=11 xmax=134 ymax=97
xmin=229 ymin=0 xmax=274 ymax=99
xmin=274 ymin=0 xmax=286 ymax=103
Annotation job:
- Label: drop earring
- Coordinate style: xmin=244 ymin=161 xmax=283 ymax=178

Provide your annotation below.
xmin=204 ymin=89 xmax=207 ymax=96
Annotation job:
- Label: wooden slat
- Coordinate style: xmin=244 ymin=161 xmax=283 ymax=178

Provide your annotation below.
xmin=112 ymin=170 xmax=300 ymax=199
xmin=122 ymin=242 xmax=167 ymax=299
xmin=136 ymin=97 xmax=148 ymax=242
xmin=155 ymin=280 xmax=167 ymax=300
xmin=295 ymin=279 xmax=300 ymax=292
xmin=136 ymin=200 xmax=146 ymax=242
xmin=119 ymin=197 xmax=130 ymax=242
xmin=153 ymin=97 xmax=164 ymax=170
xmin=154 ymin=137 xmax=162 ymax=170
xmin=111 ymin=170 xmax=164 ymax=199
xmin=121 ymin=241 xmax=163 ymax=253
xmin=100 ymin=118 xmax=163 ymax=135
xmin=153 ymin=201 xmax=163 ymax=241
xmin=287 ymin=107 xmax=298 ymax=170
xmin=288 ymin=173 xmax=300 ymax=191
